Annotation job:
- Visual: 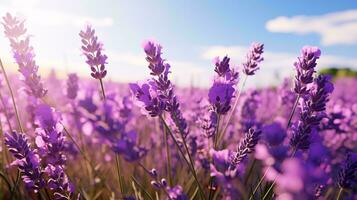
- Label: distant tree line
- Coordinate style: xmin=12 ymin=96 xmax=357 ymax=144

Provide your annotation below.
xmin=319 ymin=67 xmax=357 ymax=78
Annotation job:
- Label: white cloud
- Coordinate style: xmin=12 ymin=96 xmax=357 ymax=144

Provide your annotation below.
xmin=0 ymin=2 xmax=114 ymax=28
xmin=266 ymin=10 xmax=357 ymax=46
xmin=107 ymin=51 xmax=209 ymax=87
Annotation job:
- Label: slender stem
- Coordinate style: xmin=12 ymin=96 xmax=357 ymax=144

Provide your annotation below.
xmin=115 ymin=154 xmax=125 ymax=196
xmin=159 ymin=116 xmax=205 ymax=200
xmin=261 ymin=148 xmax=297 ymax=200
xmin=98 ymin=77 xmax=126 ymax=196
xmin=131 ymin=176 xmax=154 ymax=200
xmin=162 ymin=120 xmax=173 ymax=186
xmin=287 ymin=94 xmax=300 ymax=128
xmin=249 ymin=167 xmax=270 ymax=200
xmin=162 ymin=188 xmax=174 ymax=200
xmin=10 ymin=170 xmax=20 ymax=200
xmin=99 ymin=78 xmax=106 ymax=100
xmin=178 ymin=130 xmax=204 ymax=199
xmin=0 ymin=171 xmax=12 ymax=194
xmin=209 ymin=114 xmax=222 ymax=200
xmin=218 ymin=75 xmax=248 ymax=144
xmin=213 ymin=114 xmax=221 ymax=149
xmin=249 ymin=95 xmax=301 ymax=199
xmin=0 ymin=58 xmax=24 ymax=133
xmin=244 ymin=159 xmax=257 ymax=185
xmin=336 ymin=187 xmax=343 ymax=200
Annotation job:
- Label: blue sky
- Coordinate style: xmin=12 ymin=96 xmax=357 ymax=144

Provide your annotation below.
xmin=1 ymin=0 xmax=357 ymax=88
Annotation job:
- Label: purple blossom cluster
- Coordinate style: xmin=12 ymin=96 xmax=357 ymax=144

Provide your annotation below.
xmin=0 ymin=13 xmax=356 ymax=200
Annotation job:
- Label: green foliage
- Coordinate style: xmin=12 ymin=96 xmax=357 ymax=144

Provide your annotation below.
xmin=319 ymin=68 xmax=357 ymax=78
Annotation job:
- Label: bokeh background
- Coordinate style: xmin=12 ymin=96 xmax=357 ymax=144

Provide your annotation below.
xmin=1 ymin=0 xmax=356 ymax=87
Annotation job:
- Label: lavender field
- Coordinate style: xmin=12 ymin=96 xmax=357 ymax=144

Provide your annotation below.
xmin=0 ymin=8 xmax=356 ymax=200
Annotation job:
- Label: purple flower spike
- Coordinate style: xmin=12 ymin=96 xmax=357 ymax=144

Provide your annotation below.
xmin=290 ymin=74 xmax=334 ymax=150
xmin=2 ymin=13 xmax=47 ymax=98
xmin=4 ymin=131 xmax=45 ymax=192
xmin=79 ymin=25 xmax=108 ymax=79
xmin=230 ymin=128 xmax=261 ymax=168
xmin=129 ymin=82 xmax=165 ymax=117
xmin=243 ymin=42 xmax=264 ymax=76
xmin=132 ymin=40 xmax=189 ymax=137
xmin=208 ymin=55 xmax=239 ymax=115
xmin=214 ymin=56 xmax=231 ymax=77
xmin=45 ymin=164 xmax=74 ymax=200
xmin=293 ymin=46 xmax=321 ymax=95
xmin=338 ymin=153 xmax=357 ymax=189
xmin=143 ymin=40 xmax=166 ymax=76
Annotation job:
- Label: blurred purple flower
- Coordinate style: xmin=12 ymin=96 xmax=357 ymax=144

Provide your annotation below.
xmin=2 ymin=13 xmax=47 ymax=98
xmin=34 ymin=104 xmax=66 ymax=166
xmin=113 ymin=131 xmax=147 ymax=162
xmin=208 ymin=80 xmax=235 ymax=115
xmin=166 ymin=185 xmax=188 ymax=200
xmin=240 ymin=90 xmax=260 ymax=132
xmin=210 ymin=149 xmax=237 ymax=183
xmin=338 ymin=153 xmax=357 ymax=189
xmin=262 ymin=122 xmax=286 ymax=146
xmin=66 ymin=73 xmax=79 ymax=100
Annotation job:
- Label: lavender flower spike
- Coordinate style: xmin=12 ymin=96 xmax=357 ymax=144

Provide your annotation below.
xmin=46 ymin=164 xmax=74 ymax=200
xmin=243 ymin=42 xmax=264 ymax=76
xmin=142 ymin=40 xmax=189 ymax=136
xmin=290 ymin=74 xmax=334 ymax=150
xmin=79 ymin=25 xmax=108 ymax=79
xmin=338 ymin=153 xmax=357 ymax=190
xmin=4 ymin=131 xmax=45 ymax=192
xmin=230 ymin=128 xmax=261 ymax=168
xmin=208 ymin=56 xmax=239 ymax=115
xmin=293 ymin=46 xmax=321 ymax=95
xmin=2 ymin=13 xmax=47 ymax=98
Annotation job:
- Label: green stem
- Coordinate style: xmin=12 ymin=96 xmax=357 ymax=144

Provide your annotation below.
xmin=10 ymin=170 xmax=20 ymax=200
xmin=249 ymin=95 xmax=301 ymax=199
xmin=0 ymin=58 xmax=24 ymax=133
xmin=209 ymin=114 xmax=222 ymax=200
xmin=218 ymin=75 xmax=248 ymax=145
xmin=99 ymin=78 xmax=106 ymax=100
xmin=115 ymin=154 xmax=125 ymax=196
xmin=159 ymin=116 xmax=205 ymax=200
xmin=0 ymin=171 xmax=12 ymax=193
xmin=249 ymin=167 xmax=270 ymax=200
xmin=336 ymin=187 xmax=343 ymax=200
xmin=286 ymin=94 xmax=300 ymax=128
xmin=261 ymin=148 xmax=297 ymax=200
xmin=131 ymin=176 xmax=154 ymax=200
xmin=244 ymin=159 xmax=257 ymax=185
xmin=162 ymin=120 xmax=173 ymax=186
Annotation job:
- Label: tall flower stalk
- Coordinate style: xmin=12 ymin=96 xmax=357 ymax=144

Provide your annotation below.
xmin=219 ymin=43 xmax=264 ymax=145
xmin=79 ymin=25 xmax=108 ymax=100
xmin=131 ymin=40 xmax=205 ymax=199
xmin=250 ymin=46 xmax=323 ymax=199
